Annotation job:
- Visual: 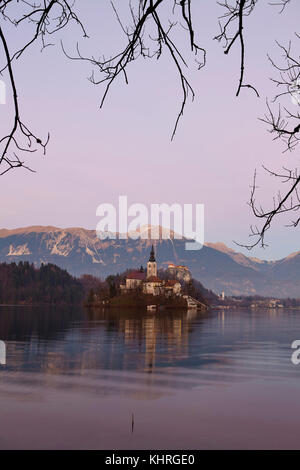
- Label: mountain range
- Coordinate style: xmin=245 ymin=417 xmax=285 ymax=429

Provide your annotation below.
xmin=0 ymin=225 xmax=299 ymax=298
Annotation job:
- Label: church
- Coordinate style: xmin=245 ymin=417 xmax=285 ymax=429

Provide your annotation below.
xmin=120 ymin=245 xmax=181 ymax=297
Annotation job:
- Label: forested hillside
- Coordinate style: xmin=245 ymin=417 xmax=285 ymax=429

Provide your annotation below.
xmin=0 ymin=262 xmax=84 ymax=305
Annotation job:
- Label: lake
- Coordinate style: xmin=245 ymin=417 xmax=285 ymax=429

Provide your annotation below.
xmin=0 ymin=305 xmax=300 ymax=449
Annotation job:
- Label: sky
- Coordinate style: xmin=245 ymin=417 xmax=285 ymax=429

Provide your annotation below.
xmin=0 ymin=0 xmax=299 ymax=260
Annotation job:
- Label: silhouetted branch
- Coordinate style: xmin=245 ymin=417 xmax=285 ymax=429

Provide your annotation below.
xmin=239 ymin=168 xmax=300 ymax=249
xmin=243 ymin=34 xmax=300 ymax=248
xmin=0 ymin=0 xmax=86 ymax=175
xmin=214 ymin=0 xmax=259 ymax=97
xmin=62 ymin=0 xmax=206 ymax=140
xmin=0 ymin=0 xmax=295 ymax=178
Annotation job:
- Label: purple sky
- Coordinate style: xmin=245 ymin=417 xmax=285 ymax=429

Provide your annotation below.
xmin=0 ymin=1 xmax=299 ymax=260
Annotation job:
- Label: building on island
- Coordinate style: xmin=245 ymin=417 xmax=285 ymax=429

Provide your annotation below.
xmin=147 ymin=245 xmax=157 ymax=278
xmin=167 ymin=263 xmax=191 ymax=282
xmin=120 ymin=245 xmax=181 ymax=297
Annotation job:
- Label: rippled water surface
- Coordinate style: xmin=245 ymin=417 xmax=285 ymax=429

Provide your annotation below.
xmin=0 ymin=306 xmax=300 ymax=449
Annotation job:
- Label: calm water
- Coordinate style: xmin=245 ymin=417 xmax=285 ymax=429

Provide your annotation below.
xmin=0 ymin=305 xmax=300 ymax=449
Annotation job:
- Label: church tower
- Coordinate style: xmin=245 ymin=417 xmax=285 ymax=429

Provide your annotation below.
xmin=147 ymin=245 xmax=157 ymax=278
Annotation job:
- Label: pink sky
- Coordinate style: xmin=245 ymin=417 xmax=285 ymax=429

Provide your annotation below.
xmin=0 ymin=1 xmax=299 ymax=260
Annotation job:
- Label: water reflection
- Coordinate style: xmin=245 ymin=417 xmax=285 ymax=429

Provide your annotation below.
xmin=89 ymin=309 xmax=195 ymax=373
xmin=0 ymin=307 xmax=207 ymax=376
xmin=1 ymin=306 xmax=300 ymax=449
xmin=0 ymin=306 xmax=299 ymax=388
xmin=0 ymin=307 xmax=213 ymax=403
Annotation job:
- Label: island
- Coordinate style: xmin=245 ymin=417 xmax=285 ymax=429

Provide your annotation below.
xmin=85 ymin=245 xmax=209 ymax=311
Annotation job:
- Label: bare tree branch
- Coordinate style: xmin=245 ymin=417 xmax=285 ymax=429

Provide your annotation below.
xmin=242 ymin=34 xmax=300 ymax=249
xmin=214 ymin=0 xmax=259 ymax=97
xmin=62 ymin=0 xmax=206 ymax=140
xmin=0 ymin=0 xmax=87 ymax=175
xmin=0 ymin=0 xmax=296 ymax=210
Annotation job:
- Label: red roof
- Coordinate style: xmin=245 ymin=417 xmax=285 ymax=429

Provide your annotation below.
xmin=127 ymin=271 xmax=146 ymax=280
xmin=166 ymin=280 xmax=180 ymax=286
xmin=145 ymin=276 xmax=162 ymax=283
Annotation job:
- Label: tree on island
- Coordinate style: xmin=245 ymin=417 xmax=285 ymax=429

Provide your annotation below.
xmin=86 ymin=288 xmax=95 ymax=305
xmin=0 ymin=1 xmax=299 ymax=246
xmin=106 ymin=275 xmax=120 ymax=298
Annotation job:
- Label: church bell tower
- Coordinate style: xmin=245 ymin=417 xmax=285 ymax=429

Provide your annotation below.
xmin=147 ymin=245 xmax=157 ymax=278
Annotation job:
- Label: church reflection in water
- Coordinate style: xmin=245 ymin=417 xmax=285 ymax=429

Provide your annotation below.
xmin=86 ymin=308 xmax=200 ymax=374
xmin=0 ymin=306 xmax=204 ymax=376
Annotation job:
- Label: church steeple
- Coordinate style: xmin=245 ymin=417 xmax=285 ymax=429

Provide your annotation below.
xmin=149 ymin=244 xmax=155 ymax=262
xmin=147 ymin=244 xmax=157 ymax=278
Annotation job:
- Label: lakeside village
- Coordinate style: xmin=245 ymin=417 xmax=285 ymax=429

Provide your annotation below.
xmin=86 ymin=245 xmax=209 ymax=311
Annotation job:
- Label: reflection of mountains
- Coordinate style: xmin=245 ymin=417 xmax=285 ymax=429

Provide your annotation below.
xmin=0 ymin=306 xmax=204 ymax=376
